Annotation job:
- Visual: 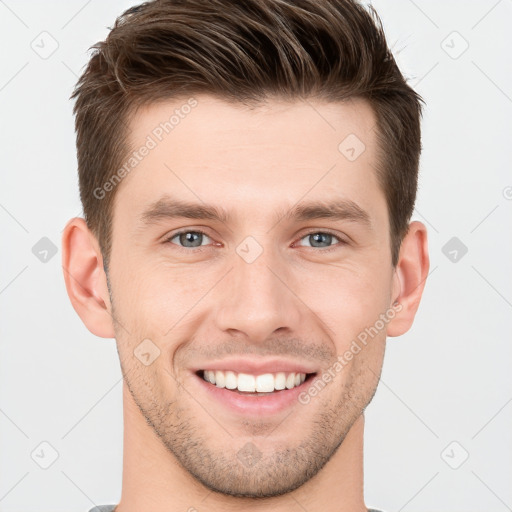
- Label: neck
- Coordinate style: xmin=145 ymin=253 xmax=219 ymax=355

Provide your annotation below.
xmin=116 ymin=381 xmax=367 ymax=512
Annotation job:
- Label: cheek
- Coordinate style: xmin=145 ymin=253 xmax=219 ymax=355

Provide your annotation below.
xmin=111 ymin=244 xmax=392 ymax=340
xmin=298 ymin=261 xmax=392 ymax=339
xmin=112 ymin=259 xmax=214 ymax=336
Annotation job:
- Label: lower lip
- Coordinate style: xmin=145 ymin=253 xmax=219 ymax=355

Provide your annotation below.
xmin=193 ymin=372 xmax=316 ymax=416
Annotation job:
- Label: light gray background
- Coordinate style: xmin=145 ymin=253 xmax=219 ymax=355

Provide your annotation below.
xmin=1 ymin=1 xmax=511 ymax=511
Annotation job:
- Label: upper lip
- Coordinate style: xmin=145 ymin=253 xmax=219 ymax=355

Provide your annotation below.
xmin=192 ymin=357 xmax=318 ymax=375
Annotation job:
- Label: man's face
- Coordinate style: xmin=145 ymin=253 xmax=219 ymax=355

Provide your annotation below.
xmin=107 ymin=95 xmax=398 ymax=497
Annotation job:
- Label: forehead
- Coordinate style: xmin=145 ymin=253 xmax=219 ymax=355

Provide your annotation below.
xmin=115 ymin=94 xmax=384 ymax=228
xmin=127 ymin=94 xmax=377 ymax=159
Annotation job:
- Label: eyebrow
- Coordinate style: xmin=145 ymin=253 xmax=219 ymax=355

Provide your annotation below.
xmin=139 ymin=195 xmax=372 ymax=230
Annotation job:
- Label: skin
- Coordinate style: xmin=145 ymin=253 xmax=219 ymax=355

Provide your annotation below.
xmin=62 ymin=94 xmax=429 ymax=512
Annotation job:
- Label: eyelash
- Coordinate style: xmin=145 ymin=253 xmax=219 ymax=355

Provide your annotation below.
xmin=164 ymin=229 xmax=347 ymax=253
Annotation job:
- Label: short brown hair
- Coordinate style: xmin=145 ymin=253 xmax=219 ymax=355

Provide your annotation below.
xmin=71 ymin=0 xmax=423 ymax=269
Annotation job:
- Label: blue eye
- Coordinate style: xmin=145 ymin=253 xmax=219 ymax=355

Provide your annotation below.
xmin=297 ymin=231 xmax=344 ymax=250
xmin=167 ymin=230 xmax=212 ymax=249
xmin=165 ymin=229 xmax=346 ymax=253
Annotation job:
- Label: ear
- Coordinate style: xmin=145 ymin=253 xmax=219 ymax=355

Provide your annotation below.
xmin=387 ymin=221 xmax=429 ymax=337
xmin=61 ymin=217 xmax=115 ymax=338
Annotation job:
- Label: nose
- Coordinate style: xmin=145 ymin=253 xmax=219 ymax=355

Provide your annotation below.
xmin=214 ymin=244 xmax=302 ymax=343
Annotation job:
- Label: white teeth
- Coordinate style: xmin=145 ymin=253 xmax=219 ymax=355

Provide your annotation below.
xmin=256 ymin=373 xmax=275 ymax=392
xmin=275 ymin=372 xmax=286 ymax=390
xmin=201 ymin=370 xmax=308 ymax=392
xmin=215 ymin=370 xmax=225 ymax=388
xmin=225 ymin=370 xmax=237 ymax=390
xmin=285 ymin=373 xmax=295 ymax=389
xmin=237 ymin=373 xmax=255 ymax=392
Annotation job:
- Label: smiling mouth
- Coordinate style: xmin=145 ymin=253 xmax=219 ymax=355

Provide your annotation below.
xmin=195 ymin=369 xmax=317 ymax=395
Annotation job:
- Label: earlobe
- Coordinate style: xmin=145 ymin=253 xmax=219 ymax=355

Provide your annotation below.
xmin=387 ymin=221 xmax=430 ymax=337
xmin=61 ymin=218 xmax=115 ymax=338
